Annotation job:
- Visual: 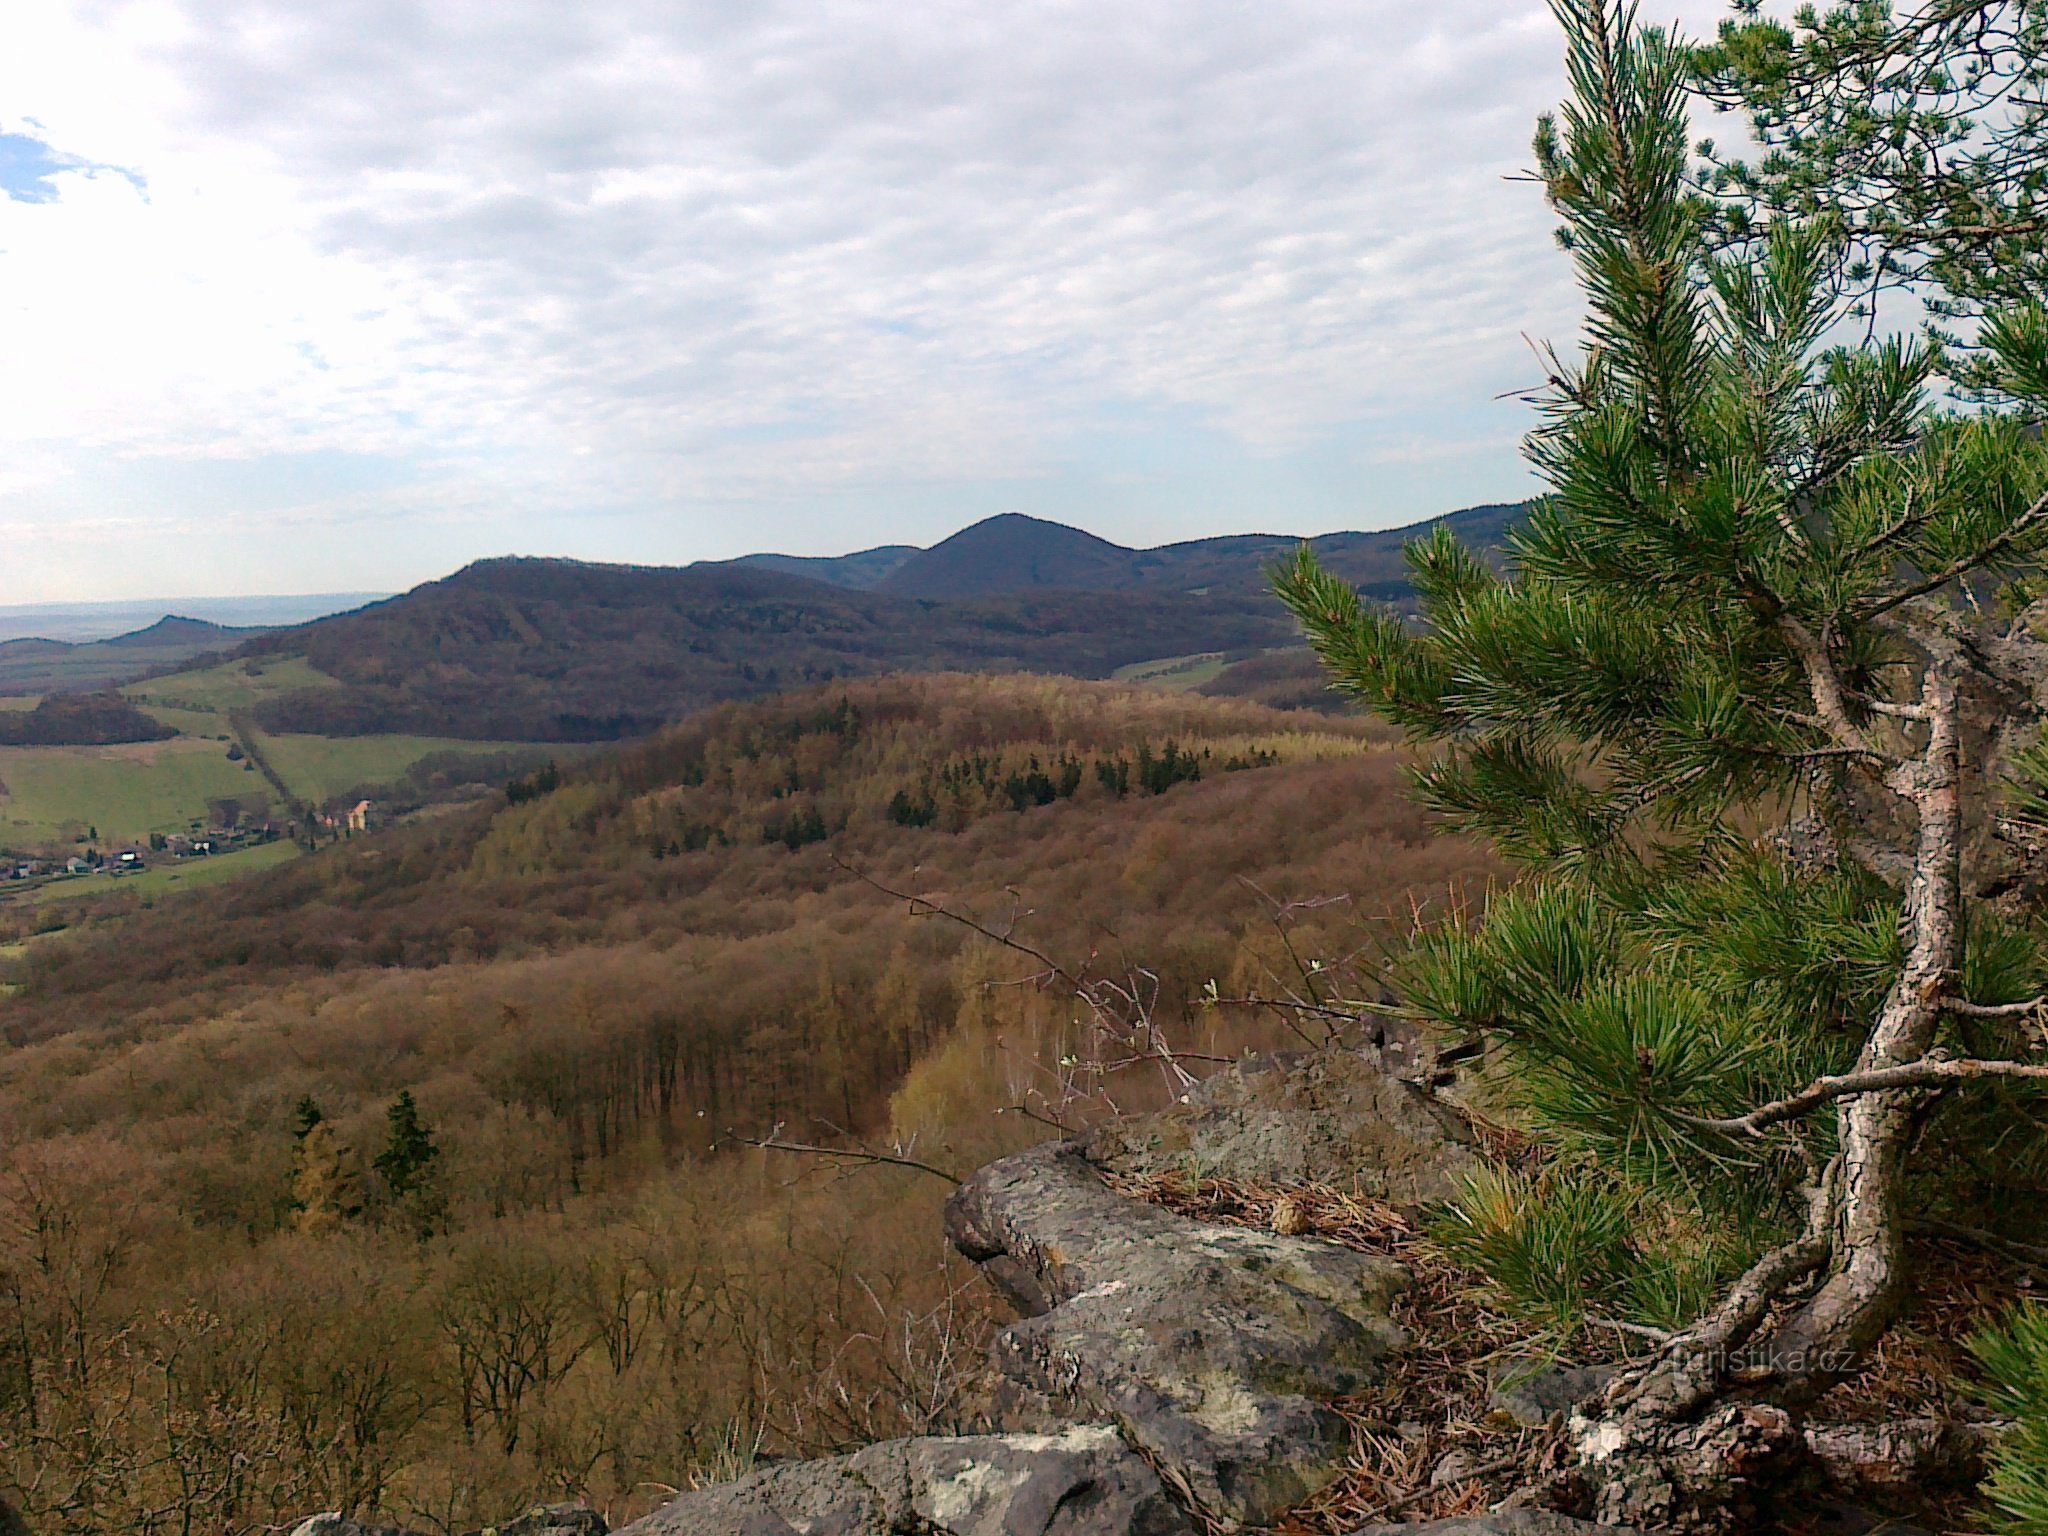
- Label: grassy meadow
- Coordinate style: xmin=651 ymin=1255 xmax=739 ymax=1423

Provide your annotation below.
xmin=29 ymin=838 xmax=304 ymax=905
xmin=0 ymin=655 xmax=559 ymax=858
xmin=1112 ymin=650 xmax=1230 ymax=689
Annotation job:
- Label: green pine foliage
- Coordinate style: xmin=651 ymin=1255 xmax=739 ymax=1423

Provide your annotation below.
xmin=1279 ymin=0 xmax=2048 ymax=1341
xmin=374 ymin=1091 xmax=440 ymax=1201
xmin=1973 ymin=1305 xmax=2048 ymax=1536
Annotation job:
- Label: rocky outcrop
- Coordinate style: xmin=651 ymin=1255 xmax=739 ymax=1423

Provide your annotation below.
xmin=946 ymin=1137 xmax=1408 ymax=1526
xmin=1079 ymin=1047 xmax=1479 ymax=1205
xmin=614 ymin=1425 xmax=1190 ymax=1535
xmin=625 ymin=1049 xmax=1486 ymax=1536
xmin=288 ymin=1506 xmax=605 ymax=1536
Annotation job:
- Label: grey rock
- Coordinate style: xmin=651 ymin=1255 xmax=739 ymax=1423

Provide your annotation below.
xmin=614 ymin=1424 xmax=1190 ymax=1535
xmin=475 ymin=1506 xmax=609 ymax=1536
xmin=1352 ymin=1517 xmax=1639 ymax=1536
xmin=1079 ymin=1049 xmax=1479 ymax=1205
xmin=290 ymin=1505 xmax=605 ymax=1536
xmin=947 ymin=1139 xmax=1408 ymax=1527
xmin=1487 ymin=1358 xmax=1616 ymax=1428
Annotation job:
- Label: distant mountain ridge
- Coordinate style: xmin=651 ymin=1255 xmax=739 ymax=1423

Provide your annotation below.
xmin=706 ymin=503 xmax=1523 ymax=600
xmin=190 ymin=503 xmax=1526 ymax=742
xmin=718 ymin=545 xmax=920 ymax=588
xmin=0 ymin=616 xmax=269 ymax=697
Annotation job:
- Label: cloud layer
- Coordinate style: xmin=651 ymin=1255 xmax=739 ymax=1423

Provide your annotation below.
xmin=0 ymin=0 xmax=1729 ymax=598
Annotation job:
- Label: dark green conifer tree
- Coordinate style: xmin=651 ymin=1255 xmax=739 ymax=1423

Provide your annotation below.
xmin=374 ymin=1090 xmax=439 ymax=1196
xmin=1280 ymin=0 xmax=2048 ymax=1516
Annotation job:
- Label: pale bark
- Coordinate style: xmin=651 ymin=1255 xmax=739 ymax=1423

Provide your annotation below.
xmin=1760 ymin=661 xmax=1961 ymax=1382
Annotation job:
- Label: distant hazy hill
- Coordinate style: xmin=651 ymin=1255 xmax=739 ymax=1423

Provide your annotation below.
xmin=201 ymin=503 xmax=1524 ymax=742
xmin=728 ymin=503 xmax=1522 ymax=601
xmin=0 ymin=593 xmax=382 ymax=644
xmin=0 ymin=615 xmax=266 ymax=697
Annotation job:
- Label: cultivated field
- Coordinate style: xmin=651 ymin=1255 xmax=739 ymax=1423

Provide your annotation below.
xmin=0 ymin=652 xmax=555 ymax=856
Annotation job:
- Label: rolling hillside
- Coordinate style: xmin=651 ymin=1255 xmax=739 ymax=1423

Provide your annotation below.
xmin=0 ymin=615 xmax=264 ymax=696
xmin=0 ymin=673 xmax=1494 ymax=1533
xmin=200 ymin=503 xmax=1522 ymax=742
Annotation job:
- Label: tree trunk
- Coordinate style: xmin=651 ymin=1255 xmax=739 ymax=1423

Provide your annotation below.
xmin=1567 ymin=668 xmax=1965 ymax=1528
xmin=1760 ymin=666 xmax=1961 ymax=1386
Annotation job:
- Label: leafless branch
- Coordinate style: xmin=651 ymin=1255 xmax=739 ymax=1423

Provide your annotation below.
xmin=732 ymin=1125 xmax=960 ymax=1186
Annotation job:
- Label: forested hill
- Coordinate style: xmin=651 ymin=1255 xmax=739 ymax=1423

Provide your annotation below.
xmin=872 ymin=502 xmax=1522 ymax=600
xmin=224 ymin=502 xmax=1520 ymax=741
xmin=241 ymin=560 xmax=1293 ymax=740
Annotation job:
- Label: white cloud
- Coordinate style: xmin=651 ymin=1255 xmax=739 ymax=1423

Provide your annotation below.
xmin=0 ymin=0 xmax=1732 ymax=597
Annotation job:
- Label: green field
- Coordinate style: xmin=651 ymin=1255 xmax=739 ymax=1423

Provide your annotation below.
xmin=28 ymin=838 xmax=303 ymax=906
xmin=258 ymin=732 xmax=537 ymax=803
xmin=1112 ymin=652 xmax=1230 ymax=691
xmin=0 ymin=737 xmax=264 ymax=844
xmin=0 ymin=696 xmax=36 ymax=712
xmin=0 ymin=731 xmax=547 ymax=849
xmin=0 ymin=648 xmax=564 ymax=889
xmin=123 ymin=654 xmax=339 ymax=713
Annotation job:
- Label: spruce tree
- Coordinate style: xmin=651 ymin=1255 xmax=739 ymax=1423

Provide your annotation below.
xmin=374 ymin=1090 xmax=438 ymax=1194
xmin=373 ymin=1090 xmax=443 ymax=1238
xmin=1279 ymin=0 xmax=2048 ymax=1517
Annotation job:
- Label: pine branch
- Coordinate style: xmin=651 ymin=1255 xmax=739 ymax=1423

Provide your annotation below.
xmin=1861 ymin=484 xmax=2048 ymax=618
xmin=1673 ymin=1054 xmax=2048 ymax=1140
xmin=1776 ymin=615 xmax=1891 ymax=762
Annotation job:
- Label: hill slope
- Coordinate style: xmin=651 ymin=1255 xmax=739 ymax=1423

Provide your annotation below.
xmin=719 ymin=544 xmax=920 ymax=587
xmin=876 ymin=503 xmax=1521 ymax=600
xmin=0 ymin=616 xmax=265 ymax=696
xmin=208 ymin=505 xmax=1521 ymax=742
xmin=235 ymin=560 xmax=1290 ymax=740
xmin=0 ymin=674 xmax=1495 ymax=1533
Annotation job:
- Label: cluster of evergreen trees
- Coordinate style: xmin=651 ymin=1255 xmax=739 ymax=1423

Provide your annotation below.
xmin=886 ymin=740 xmax=1279 ymax=827
xmin=288 ymin=1091 xmax=443 ymax=1239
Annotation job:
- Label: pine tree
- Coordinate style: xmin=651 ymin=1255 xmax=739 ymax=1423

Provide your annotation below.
xmin=1279 ymin=0 xmax=2048 ymax=1518
xmin=1695 ymin=1 xmax=2048 ymax=368
xmin=373 ymin=1091 xmax=443 ymax=1237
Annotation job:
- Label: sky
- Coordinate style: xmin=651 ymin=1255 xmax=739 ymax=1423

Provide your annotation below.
xmin=2 ymin=0 xmax=1734 ymax=601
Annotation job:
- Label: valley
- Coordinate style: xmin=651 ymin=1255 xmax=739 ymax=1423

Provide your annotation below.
xmin=0 ymin=652 xmax=563 ymax=870
xmin=0 ymin=672 xmax=1495 ymax=1533
xmin=0 ymin=508 xmax=1513 ymax=884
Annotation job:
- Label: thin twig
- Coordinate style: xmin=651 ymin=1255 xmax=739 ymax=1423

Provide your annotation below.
xmin=733 ymin=1130 xmax=959 ymax=1186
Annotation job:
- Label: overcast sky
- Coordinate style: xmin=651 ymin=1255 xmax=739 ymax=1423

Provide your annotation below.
xmin=3 ymin=0 xmax=1733 ymax=601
